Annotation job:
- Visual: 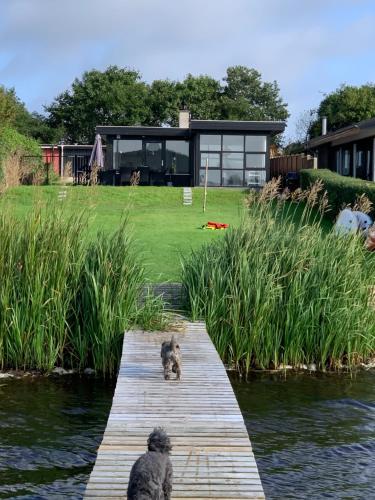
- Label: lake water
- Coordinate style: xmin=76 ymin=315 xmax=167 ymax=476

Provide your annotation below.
xmin=0 ymin=372 xmax=374 ymax=499
xmin=0 ymin=377 xmax=115 ymax=499
xmin=230 ymin=371 xmax=375 ymax=500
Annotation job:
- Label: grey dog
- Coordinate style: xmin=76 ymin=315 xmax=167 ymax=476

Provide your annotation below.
xmin=127 ymin=428 xmax=173 ymax=500
xmin=161 ymin=335 xmax=181 ymax=380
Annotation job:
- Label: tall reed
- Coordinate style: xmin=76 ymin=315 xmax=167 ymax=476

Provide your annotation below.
xmin=182 ymin=182 xmax=375 ymax=371
xmin=0 ymin=206 xmax=160 ymax=376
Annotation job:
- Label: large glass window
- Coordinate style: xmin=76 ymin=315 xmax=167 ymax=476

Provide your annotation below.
xmin=223 ymin=135 xmax=244 ymax=151
xmin=245 ymin=170 xmax=266 ymax=187
xmin=335 ymin=150 xmax=341 ymax=173
xmin=223 ymin=153 xmax=244 ymax=169
xmin=145 ymin=142 xmax=163 ymax=172
xmin=201 ymin=152 xmax=220 ymax=168
xmin=115 ymin=139 xmax=143 ymax=169
xmin=245 ymin=135 xmax=267 ymax=152
xmin=199 ymin=169 xmax=221 ymax=186
xmin=165 ymin=140 xmax=189 ymax=174
xmin=222 ymin=170 xmax=243 ymax=186
xmin=199 ymin=132 xmax=268 ymax=187
xmin=342 ymin=150 xmax=351 ymax=176
xmin=246 ymin=153 xmax=265 ymax=169
xmin=200 ymin=135 xmax=221 ymax=151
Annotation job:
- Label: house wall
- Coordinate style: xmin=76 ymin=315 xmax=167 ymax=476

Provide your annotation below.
xmin=100 ymin=128 xmax=276 ymax=187
xmin=315 ymin=137 xmax=374 ymax=181
xmin=41 ymin=147 xmax=60 ymax=174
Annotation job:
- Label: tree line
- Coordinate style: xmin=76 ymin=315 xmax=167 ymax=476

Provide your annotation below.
xmin=1 ymin=65 xmax=289 ymax=144
xmin=2 ymin=65 xmax=375 ymax=147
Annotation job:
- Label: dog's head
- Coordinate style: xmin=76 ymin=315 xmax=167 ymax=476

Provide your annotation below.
xmin=147 ymin=427 xmax=172 ymax=454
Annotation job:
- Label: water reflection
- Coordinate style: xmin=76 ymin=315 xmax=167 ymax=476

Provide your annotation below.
xmin=230 ymin=371 xmax=375 ymax=500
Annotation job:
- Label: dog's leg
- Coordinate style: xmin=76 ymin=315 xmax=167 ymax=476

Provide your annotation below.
xmin=175 ymin=363 xmax=181 ymax=380
xmin=163 ymin=459 xmax=173 ymax=499
xmin=164 ymin=360 xmax=172 ymax=380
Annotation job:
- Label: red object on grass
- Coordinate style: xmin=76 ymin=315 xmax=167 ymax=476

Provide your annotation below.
xmin=207 ymin=221 xmax=229 ymax=229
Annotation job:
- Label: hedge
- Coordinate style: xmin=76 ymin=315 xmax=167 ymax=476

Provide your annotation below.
xmin=0 ymin=126 xmax=42 ymax=184
xmin=300 ymin=168 xmax=375 ymax=220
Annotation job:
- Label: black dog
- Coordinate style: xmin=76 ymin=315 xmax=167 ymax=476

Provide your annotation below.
xmin=127 ymin=428 xmax=173 ymax=500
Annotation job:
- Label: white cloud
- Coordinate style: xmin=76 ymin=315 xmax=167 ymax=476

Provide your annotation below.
xmin=0 ymin=0 xmax=375 ymax=137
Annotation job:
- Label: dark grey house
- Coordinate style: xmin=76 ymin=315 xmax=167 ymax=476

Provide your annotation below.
xmin=96 ymin=112 xmax=285 ymax=187
xmin=308 ymin=117 xmax=375 ymax=181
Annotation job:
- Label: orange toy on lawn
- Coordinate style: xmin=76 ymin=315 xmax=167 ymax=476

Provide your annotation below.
xmin=202 ymin=221 xmax=230 ymax=230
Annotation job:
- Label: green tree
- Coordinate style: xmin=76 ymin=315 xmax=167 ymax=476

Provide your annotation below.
xmin=0 ymin=86 xmax=24 ymax=128
xmin=309 ymin=84 xmax=375 ymax=138
xmin=44 ymin=65 xmax=288 ymax=141
xmin=220 ymin=66 xmax=289 ymax=122
xmin=0 ymin=85 xmax=59 ymax=143
xmin=148 ymin=79 xmax=180 ymax=126
xmin=148 ymin=75 xmax=221 ymax=126
xmin=14 ymin=110 xmax=64 ymax=144
xmin=177 ymin=74 xmax=221 ymax=122
xmin=46 ymin=66 xmax=151 ymax=143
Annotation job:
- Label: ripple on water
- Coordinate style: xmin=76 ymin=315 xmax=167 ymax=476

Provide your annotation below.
xmin=230 ymin=371 xmax=375 ymax=500
xmin=1 ymin=372 xmax=375 ymax=499
xmin=0 ymin=377 xmax=114 ymax=499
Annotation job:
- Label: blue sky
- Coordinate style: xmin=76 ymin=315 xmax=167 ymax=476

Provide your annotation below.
xmin=1 ymin=0 xmax=375 ymax=140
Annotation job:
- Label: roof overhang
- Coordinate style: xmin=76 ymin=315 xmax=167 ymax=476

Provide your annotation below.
xmin=190 ymin=120 xmax=286 ymax=133
xmin=308 ymin=117 xmax=375 ymax=149
xmin=96 ymin=120 xmax=286 ymax=138
xmin=96 ymin=126 xmax=189 ymax=138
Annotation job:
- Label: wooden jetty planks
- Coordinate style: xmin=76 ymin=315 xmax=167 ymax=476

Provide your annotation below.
xmin=85 ymin=321 xmax=265 ymax=499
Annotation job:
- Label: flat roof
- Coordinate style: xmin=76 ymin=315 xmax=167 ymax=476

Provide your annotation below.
xmin=96 ymin=126 xmax=189 ymax=137
xmin=190 ymin=119 xmax=286 ymax=132
xmin=308 ymin=117 xmax=375 ymax=148
xmin=96 ymin=120 xmax=286 ymax=137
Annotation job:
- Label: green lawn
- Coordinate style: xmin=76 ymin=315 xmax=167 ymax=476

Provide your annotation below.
xmin=0 ymin=186 xmax=245 ymax=282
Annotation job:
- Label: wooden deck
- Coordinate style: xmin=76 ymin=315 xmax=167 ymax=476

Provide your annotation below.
xmin=85 ymin=321 xmax=265 ymax=499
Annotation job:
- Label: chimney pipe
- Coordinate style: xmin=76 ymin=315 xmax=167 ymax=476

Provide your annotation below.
xmin=179 ymin=109 xmax=190 ymax=128
xmin=322 ymin=116 xmax=327 ymax=136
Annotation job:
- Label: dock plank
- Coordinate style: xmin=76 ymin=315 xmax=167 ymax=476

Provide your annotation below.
xmin=85 ymin=322 xmax=264 ymax=499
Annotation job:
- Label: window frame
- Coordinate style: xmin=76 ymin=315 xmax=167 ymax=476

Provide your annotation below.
xmin=199 ymin=133 xmax=268 ymax=187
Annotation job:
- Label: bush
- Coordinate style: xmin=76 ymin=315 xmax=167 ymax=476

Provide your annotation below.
xmin=0 ymin=207 xmax=164 ymax=376
xmin=300 ymin=169 xmax=375 ymax=220
xmin=0 ymin=126 xmax=43 ymax=188
xmin=182 ymin=183 xmax=375 ymax=372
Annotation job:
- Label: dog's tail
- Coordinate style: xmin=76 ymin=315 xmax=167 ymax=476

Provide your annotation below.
xmin=147 ymin=427 xmax=172 ymax=454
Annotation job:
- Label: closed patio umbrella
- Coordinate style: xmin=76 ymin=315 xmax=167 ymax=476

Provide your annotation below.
xmin=89 ymin=133 xmax=104 ymax=169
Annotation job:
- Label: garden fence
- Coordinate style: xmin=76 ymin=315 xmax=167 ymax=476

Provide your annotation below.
xmin=270 ymin=154 xmax=317 ymax=179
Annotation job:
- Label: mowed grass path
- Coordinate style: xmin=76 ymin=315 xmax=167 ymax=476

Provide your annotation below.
xmin=1 ymin=186 xmax=245 ymax=282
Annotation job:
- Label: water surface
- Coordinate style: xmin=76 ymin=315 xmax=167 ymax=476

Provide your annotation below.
xmin=1 ymin=372 xmax=374 ymax=499
xmin=0 ymin=377 xmax=114 ymax=499
xmin=230 ymin=371 xmax=375 ymax=500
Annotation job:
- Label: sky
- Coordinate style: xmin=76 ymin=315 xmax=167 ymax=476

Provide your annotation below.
xmin=1 ymin=0 xmax=375 ymax=141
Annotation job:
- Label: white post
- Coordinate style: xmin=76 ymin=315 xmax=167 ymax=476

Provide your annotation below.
xmin=203 ymin=157 xmax=209 ymax=213
xmin=372 ymin=138 xmax=375 ymax=182
xmin=60 ymin=144 xmax=64 ymax=177
xmin=352 ymin=143 xmax=356 ymax=178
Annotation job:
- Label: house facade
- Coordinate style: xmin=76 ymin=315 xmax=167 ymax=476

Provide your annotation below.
xmin=96 ymin=113 xmax=285 ymax=187
xmin=308 ymin=117 xmax=375 ymax=182
xmin=41 ymin=144 xmax=107 ymax=179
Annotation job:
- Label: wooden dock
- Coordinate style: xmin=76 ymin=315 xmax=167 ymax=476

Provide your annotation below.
xmin=85 ymin=321 xmax=265 ymax=499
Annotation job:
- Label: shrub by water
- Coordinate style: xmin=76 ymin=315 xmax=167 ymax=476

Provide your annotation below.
xmin=182 ymin=182 xmax=375 ymax=371
xmin=0 ymin=207 xmax=161 ymax=376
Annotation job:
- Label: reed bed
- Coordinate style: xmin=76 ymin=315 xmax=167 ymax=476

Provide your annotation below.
xmin=0 ymin=206 xmax=163 ymax=376
xmin=182 ymin=180 xmax=375 ymax=372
